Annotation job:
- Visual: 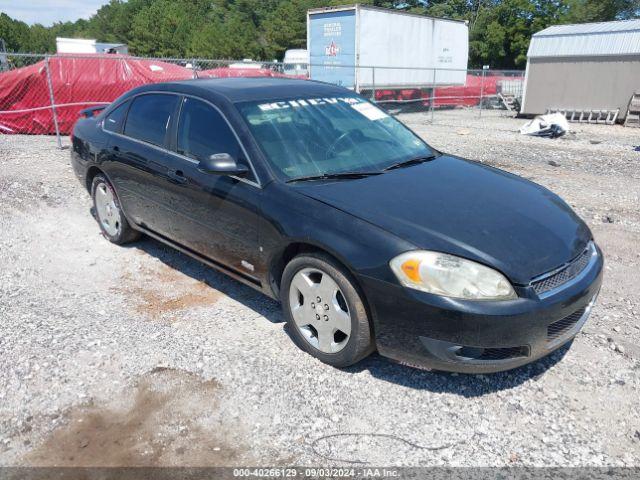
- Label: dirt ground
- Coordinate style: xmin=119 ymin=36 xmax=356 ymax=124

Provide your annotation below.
xmin=23 ymin=368 xmax=243 ymax=467
xmin=0 ymin=109 xmax=639 ymax=468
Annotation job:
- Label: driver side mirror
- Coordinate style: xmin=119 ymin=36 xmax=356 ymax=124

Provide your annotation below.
xmin=198 ymin=153 xmax=248 ymax=177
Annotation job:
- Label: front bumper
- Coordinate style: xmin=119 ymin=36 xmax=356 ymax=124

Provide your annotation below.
xmin=359 ymin=245 xmax=604 ymax=374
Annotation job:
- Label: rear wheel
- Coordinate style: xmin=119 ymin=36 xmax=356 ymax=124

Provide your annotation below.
xmin=91 ymin=174 xmax=140 ymax=245
xmin=281 ymin=253 xmax=374 ymax=367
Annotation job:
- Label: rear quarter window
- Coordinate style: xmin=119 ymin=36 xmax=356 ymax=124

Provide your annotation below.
xmin=124 ymin=94 xmax=177 ymax=147
xmin=103 ymin=101 xmax=130 ymax=133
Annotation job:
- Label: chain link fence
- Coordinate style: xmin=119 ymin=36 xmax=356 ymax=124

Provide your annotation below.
xmin=0 ymin=53 xmax=524 ymax=148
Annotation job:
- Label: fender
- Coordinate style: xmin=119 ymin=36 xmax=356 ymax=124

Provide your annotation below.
xmin=257 ymin=183 xmax=416 ymax=299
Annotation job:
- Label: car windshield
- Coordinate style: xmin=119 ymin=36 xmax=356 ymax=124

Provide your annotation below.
xmin=237 ymin=95 xmax=435 ymax=181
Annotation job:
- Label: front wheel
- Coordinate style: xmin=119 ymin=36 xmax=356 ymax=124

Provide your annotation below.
xmin=281 ymin=253 xmax=374 ymax=367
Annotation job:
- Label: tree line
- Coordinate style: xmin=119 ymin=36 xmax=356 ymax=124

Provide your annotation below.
xmin=1 ymin=0 xmax=638 ymax=69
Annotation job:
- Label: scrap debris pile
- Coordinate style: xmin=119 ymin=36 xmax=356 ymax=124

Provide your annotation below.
xmin=520 ymin=113 xmax=569 ymax=139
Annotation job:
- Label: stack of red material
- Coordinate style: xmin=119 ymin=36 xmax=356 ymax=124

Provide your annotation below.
xmin=0 ymin=55 xmax=193 ymax=135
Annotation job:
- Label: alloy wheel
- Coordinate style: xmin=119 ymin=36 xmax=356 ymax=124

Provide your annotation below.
xmin=288 ymin=267 xmax=352 ymax=353
xmin=94 ymin=182 xmax=121 ymax=237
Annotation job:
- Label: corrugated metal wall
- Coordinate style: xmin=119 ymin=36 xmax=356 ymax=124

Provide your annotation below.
xmin=528 ymin=20 xmax=640 ymax=58
xmin=521 ymin=56 xmax=640 ymax=119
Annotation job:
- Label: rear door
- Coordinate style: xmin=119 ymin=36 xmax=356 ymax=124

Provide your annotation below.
xmin=164 ymin=96 xmax=262 ymax=277
xmin=105 ymin=93 xmax=180 ymax=236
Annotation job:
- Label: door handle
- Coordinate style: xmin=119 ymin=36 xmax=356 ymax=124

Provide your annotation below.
xmin=112 ymin=145 xmax=120 ymax=152
xmin=168 ymin=169 xmax=188 ymax=184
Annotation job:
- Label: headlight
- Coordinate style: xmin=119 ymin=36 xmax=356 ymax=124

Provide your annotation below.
xmin=390 ymin=251 xmax=517 ymax=301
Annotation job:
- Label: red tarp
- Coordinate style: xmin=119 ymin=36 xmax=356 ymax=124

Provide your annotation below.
xmin=374 ymin=74 xmax=523 ymax=108
xmin=0 ymin=55 xmax=193 ymax=135
xmin=433 ymin=74 xmax=502 ymax=107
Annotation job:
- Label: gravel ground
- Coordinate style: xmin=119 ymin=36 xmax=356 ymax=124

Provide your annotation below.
xmin=1 ymin=110 xmax=639 ymax=467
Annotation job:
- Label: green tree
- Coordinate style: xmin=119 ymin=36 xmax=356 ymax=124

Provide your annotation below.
xmin=262 ymin=0 xmax=308 ymax=61
xmin=50 ymin=20 xmax=91 ymax=41
xmin=0 ymin=13 xmax=32 ymax=52
xmin=468 ymin=0 xmax=569 ymax=68
xmin=25 ymin=24 xmax=55 ymax=52
xmin=128 ymin=0 xmax=202 ymax=56
xmin=83 ymin=0 xmax=148 ymax=44
xmin=1 ymin=0 xmax=639 ymax=66
xmin=189 ymin=10 xmax=262 ymax=59
xmin=562 ymin=0 xmax=640 ymax=22
xmin=428 ymin=1 xmax=471 ymax=19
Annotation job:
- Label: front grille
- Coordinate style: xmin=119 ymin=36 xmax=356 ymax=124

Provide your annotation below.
xmin=547 ymin=307 xmax=586 ymax=342
xmin=532 ymin=245 xmax=593 ymax=295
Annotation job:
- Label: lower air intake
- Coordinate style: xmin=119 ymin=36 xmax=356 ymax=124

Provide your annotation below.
xmin=456 ymin=345 xmax=530 ymax=361
xmin=547 ymin=307 xmax=586 ymax=342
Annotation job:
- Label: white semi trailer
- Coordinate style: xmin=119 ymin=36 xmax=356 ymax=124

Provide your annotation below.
xmin=283 ymin=49 xmax=309 ymax=77
xmin=307 ymin=4 xmax=469 ymax=95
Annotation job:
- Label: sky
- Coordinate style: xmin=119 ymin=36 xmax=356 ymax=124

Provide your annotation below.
xmin=0 ymin=0 xmax=107 ymax=26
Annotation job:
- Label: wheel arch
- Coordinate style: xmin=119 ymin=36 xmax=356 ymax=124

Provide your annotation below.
xmin=85 ymin=167 xmax=137 ymax=231
xmin=269 ymin=241 xmax=350 ymax=295
xmin=268 ymin=241 xmax=376 ymax=339
xmin=85 ymin=165 xmax=105 ymax=192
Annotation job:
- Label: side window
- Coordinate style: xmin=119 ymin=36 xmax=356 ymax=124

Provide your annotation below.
xmin=177 ymin=98 xmax=243 ymax=163
xmin=103 ymin=101 xmax=129 ymax=133
xmin=124 ymin=94 xmax=177 ymax=147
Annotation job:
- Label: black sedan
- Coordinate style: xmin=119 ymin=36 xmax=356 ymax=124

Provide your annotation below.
xmin=71 ymin=78 xmax=603 ymax=373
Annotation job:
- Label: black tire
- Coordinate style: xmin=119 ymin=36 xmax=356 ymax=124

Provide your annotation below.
xmin=91 ymin=174 xmax=140 ymax=245
xmin=280 ymin=252 xmax=374 ymax=367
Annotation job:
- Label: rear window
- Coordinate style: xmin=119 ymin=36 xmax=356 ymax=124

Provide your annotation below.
xmin=103 ymin=101 xmax=129 ymax=133
xmin=124 ymin=94 xmax=177 ymax=147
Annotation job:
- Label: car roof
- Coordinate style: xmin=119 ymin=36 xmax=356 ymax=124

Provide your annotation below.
xmin=138 ymin=77 xmax=352 ymax=103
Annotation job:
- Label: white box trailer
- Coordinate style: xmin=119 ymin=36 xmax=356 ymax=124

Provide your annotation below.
xmin=56 ymin=37 xmax=128 ymax=55
xmin=307 ymin=4 xmax=469 ymax=91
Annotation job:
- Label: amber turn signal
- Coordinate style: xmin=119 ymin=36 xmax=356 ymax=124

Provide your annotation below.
xmin=400 ymin=259 xmax=422 ymax=283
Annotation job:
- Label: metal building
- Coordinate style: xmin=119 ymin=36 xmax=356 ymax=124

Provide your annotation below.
xmin=521 ymin=19 xmax=640 ymax=121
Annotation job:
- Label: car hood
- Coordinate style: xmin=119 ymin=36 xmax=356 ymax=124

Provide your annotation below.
xmin=292 ymin=155 xmax=591 ymax=284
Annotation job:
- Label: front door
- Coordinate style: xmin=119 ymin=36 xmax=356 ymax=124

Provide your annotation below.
xmin=163 ymin=96 xmax=262 ymax=278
